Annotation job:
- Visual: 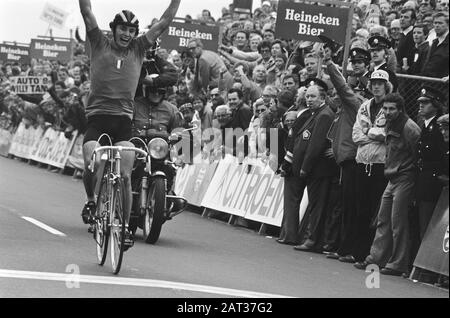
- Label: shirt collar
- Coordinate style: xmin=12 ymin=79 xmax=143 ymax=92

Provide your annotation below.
xmin=437 ymin=31 xmax=449 ymax=45
xmin=403 ymin=26 xmax=413 ymax=36
xmin=424 ymin=116 xmax=436 ymax=128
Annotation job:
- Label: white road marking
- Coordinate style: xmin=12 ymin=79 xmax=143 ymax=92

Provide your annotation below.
xmin=21 ymin=217 xmax=66 ymax=237
xmin=0 ymin=269 xmax=292 ymax=298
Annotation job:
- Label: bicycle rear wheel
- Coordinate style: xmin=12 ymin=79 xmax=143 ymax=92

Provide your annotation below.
xmin=110 ymin=177 xmax=126 ymax=275
xmin=95 ymin=164 xmax=110 ymax=266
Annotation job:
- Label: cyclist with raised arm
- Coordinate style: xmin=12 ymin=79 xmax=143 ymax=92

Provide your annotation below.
xmin=78 ymin=0 xmax=180 ymax=249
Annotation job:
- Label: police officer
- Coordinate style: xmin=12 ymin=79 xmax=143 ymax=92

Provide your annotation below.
xmin=347 ymin=48 xmax=372 ymax=101
xmin=291 ymin=80 xmax=339 ymax=252
xmin=416 ymin=86 xmax=446 ymax=240
xmin=368 ymin=35 xmax=398 ymax=92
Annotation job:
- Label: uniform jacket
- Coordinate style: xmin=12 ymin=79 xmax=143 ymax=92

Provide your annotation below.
xmin=284 ymin=108 xmax=312 ymax=164
xmin=292 ymin=104 xmax=338 ymax=178
xmin=384 ymin=112 xmax=421 ymax=179
xmin=353 ymin=98 xmax=387 ymax=165
xmin=416 ymin=116 xmax=446 ymax=201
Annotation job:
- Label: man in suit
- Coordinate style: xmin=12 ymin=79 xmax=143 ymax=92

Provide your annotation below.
xmin=291 ymin=82 xmax=339 ymax=252
xmin=368 ymin=36 xmax=398 ymax=92
xmin=277 ymin=87 xmax=312 ymax=245
xmin=422 ymin=12 xmax=449 ymax=78
xmin=397 ymin=8 xmax=417 ymax=71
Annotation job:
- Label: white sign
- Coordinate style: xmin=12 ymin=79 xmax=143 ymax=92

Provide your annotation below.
xmin=40 ymin=2 xmax=69 ymax=29
xmin=9 ymin=76 xmax=50 ymax=95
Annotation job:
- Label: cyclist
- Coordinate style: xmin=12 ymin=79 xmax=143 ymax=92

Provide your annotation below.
xmin=78 ymin=0 xmax=180 ymax=249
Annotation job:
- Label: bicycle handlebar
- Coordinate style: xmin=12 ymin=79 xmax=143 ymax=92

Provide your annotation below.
xmin=89 ymin=146 xmax=150 ymax=173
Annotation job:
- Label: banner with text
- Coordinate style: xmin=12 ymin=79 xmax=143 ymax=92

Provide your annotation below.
xmin=174 ymin=160 xmax=219 ymax=207
xmin=201 ymin=157 xmax=308 ymax=226
xmin=159 ymin=21 xmax=220 ymax=52
xmin=40 ymin=2 xmax=69 ymax=29
xmin=0 ymin=43 xmax=30 ymax=64
xmin=9 ymin=76 xmax=50 ymax=95
xmin=29 ymin=127 xmax=77 ymax=169
xmin=233 ymin=0 xmax=253 ymax=14
xmin=30 ymin=39 xmax=73 ymax=63
xmin=8 ymin=123 xmax=44 ymax=159
xmin=414 ymin=187 xmax=449 ymax=276
xmin=275 ymin=0 xmax=351 ymax=44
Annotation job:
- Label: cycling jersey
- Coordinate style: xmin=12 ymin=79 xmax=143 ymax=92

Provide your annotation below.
xmin=86 ymin=27 xmax=152 ymax=120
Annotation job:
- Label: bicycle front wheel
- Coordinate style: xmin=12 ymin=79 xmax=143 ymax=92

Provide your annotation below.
xmin=110 ymin=177 xmax=126 ymax=275
xmin=95 ymin=164 xmax=110 ymax=266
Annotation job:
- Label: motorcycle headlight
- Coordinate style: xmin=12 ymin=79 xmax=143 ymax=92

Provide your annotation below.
xmin=148 ymin=138 xmax=169 ymax=160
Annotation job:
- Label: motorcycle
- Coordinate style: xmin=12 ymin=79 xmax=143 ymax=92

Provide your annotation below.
xmin=129 ymin=126 xmax=195 ymax=244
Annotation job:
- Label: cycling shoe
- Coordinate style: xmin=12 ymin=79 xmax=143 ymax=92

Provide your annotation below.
xmin=123 ymin=229 xmax=134 ymax=252
xmin=81 ymin=201 xmax=96 ymax=224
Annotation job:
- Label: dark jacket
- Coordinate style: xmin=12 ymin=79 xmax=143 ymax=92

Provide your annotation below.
xmin=229 ymin=103 xmax=252 ymax=131
xmin=408 ymin=41 xmax=429 ymax=75
xmin=292 ymin=104 xmax=338 ymax=178
xmin=384 ymin=112 xmax=421 ymax=179
xmin=422 ymin=34 xmax=449 ymax=78
xmin=284 ymin=108 xmax=312 ymax=164
xmin=397 ymin=30 xmax=415 ymax=68
xmin=326 ymin=62 xmax=360 ymax=165
xmin=416 ymin=116 xmax=446 ymax=201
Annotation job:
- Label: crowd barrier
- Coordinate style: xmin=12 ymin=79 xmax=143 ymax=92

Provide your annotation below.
xmin=0 ymin=123 xmax=81 ymax=171
xmin=0 ymin=122 xmax=448 ymax=278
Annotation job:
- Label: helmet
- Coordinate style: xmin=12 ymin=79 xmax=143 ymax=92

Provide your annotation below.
xmin=109 ymin=10 xmax=140 ymax=35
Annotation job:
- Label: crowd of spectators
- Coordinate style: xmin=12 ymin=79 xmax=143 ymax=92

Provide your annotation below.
xmin=0 ymin=0 xmax=448 ymax=286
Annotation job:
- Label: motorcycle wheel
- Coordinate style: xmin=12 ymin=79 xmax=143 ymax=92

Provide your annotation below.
xmin=143 ymin=177 xmax=166 ymax=244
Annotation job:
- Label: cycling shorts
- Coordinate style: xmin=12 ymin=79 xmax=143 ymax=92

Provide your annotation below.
xmin=83 ymin=115 xmax=132 ymax=145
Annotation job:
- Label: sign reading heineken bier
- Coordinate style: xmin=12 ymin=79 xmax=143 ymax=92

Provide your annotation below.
xmin=159 ymin=21 xmax=220 ymax=52
xmin=275 ymin=0 xmax=351 ymax=44
xmin=0 ymin=44 xmax=30 ymax=64
xmin=30 ymin=39 xmax=72 ymax=63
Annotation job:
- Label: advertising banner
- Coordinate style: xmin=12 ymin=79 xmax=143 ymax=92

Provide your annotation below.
xmin=174 ymin=161 xmax=219 ymax=207
xmin=159 ymin=21 xmax=220 ymax=52
xmin=29 ymin=128 xmax=77 ymax=169
xmin=0 ymin=129 xmax=13 ymax=157
xmin=30 ymin=39 xmax=73 ymax=63
xmin=66 ymin=133 xmax=84 ymax=170
xmin=414 ymin=187 xmax=449 ymax=276
xmin=9 ymin=76 xmax=50 ymax=95
xmin=275 ymin=0 xmax=351 ymax=44
xmin=8 ymin=123 xmax=44 ymax=159
xmin=0 ymin=43 xmax=30 ymax=64
xmin=40 ymin=2 xmax=69 ymax=29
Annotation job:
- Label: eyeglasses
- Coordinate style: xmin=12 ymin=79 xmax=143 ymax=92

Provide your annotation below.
xmin=256 ymin=109 xmax=266 ymax=114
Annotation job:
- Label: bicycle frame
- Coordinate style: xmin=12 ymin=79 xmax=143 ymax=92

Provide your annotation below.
xmin=89 ymin=145 xmax=150 ymax=274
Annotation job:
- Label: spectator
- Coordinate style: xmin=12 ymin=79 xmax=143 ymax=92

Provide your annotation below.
xmin=354 ymin=93 xmax=421 ymax=277
xmin=192 ymin=93 xmax=213 ymax=133
xmin=347 ymin=48 xmax=372 ymax=101
xmin=231 ymin=30 xmax=250 ymax=52
xmin=263 ymin=29 xmax=276 ymax=43
xmin=397 ymin=8 xmax=417 ymax=69
xmin=422 ymin=12 xmax=449 ymax=77
xmin=58 ymin=67 xmax=75 ymax=88
xmin=347 ymin=70 xmax=392 ymax=264
xmin=227 ymin=88 xmax=252 ymax=132
xmin=404 ymin=24 xmax=430 ymax=74
xmin=187 ymin=38 xmax=230 ymax=96
xmin=389 ymin=19 xmax=403 ymax=52
xmin=293 ymin=82 xmax=339 ymax=253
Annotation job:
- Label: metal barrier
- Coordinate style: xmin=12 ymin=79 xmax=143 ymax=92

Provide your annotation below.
xmin=397 ymin=74 xmax=449 ymax=121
